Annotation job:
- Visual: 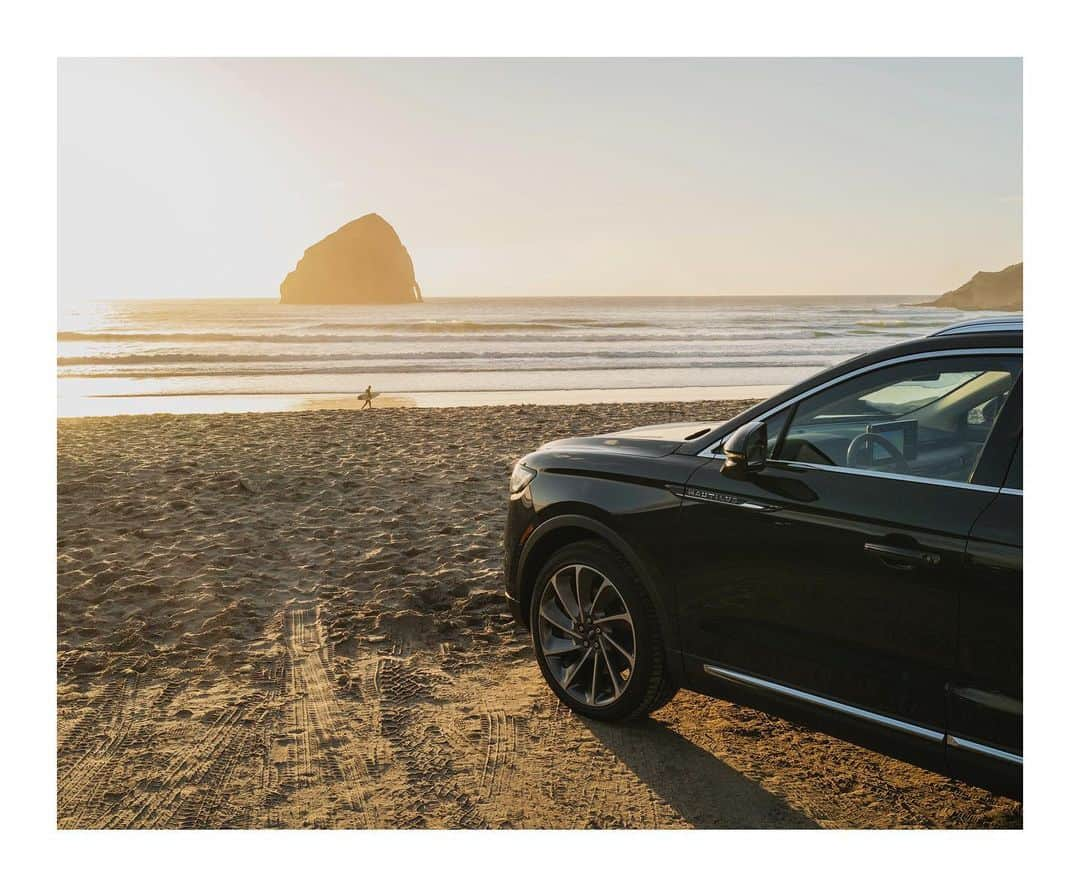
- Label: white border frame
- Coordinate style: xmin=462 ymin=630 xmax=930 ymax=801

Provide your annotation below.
xmin=12 ymin=2 xmax=1079 ymax=881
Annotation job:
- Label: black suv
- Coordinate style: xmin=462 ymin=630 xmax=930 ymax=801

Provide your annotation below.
xmin=504 ymin=317 xmax=1021 ymax=795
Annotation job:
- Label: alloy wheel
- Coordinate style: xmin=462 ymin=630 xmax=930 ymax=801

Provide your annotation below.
xmin=536 ymin=563 xmax=637 ymax=707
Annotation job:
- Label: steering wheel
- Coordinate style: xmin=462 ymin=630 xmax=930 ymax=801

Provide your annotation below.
xmin=846 ymin=432 xmax=910 ymax=473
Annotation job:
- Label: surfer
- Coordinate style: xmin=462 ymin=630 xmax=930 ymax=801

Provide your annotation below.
xmin=358 ymin=385 xmax=375 ymax=410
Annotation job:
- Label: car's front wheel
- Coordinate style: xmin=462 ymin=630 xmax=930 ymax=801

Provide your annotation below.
xmin=529 ymin=540 xmax=675 ymax=721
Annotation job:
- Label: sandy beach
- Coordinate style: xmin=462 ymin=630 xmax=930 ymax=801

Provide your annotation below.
xmin=57 ymin=401 xmax=1021 ymax=829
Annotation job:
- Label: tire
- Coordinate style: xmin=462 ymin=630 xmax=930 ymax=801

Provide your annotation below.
xmin=529 ymin=540 xmax=675 ymax=721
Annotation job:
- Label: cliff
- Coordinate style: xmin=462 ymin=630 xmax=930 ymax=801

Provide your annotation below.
xmin=280 ymin=214 xmax=422 ymax=305
xmin=922 ymin=262 xmax=1022 ymax=311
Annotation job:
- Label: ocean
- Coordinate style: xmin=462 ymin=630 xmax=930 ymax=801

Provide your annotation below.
xmin=57 ymin=296 xmax=1004 ymax=416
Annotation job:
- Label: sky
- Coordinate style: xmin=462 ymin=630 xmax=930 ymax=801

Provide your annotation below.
xmin=59 ymin=58 xmax=1021 ymax=302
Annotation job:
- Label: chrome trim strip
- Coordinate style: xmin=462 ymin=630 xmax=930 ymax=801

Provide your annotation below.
xmin=698 ymin=347 xmax=1022 ymax=459
xmin=946 ymin=734 xmax=1023 ymax=766
xmin=702 ymin=664 xmax=944 ymax=743
xmin=771 ymin=461 xmax=1003 ymax=494
xmin=1000 ymin=487 xmax=1023 ymax=496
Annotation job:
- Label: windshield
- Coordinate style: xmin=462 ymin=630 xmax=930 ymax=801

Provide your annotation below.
xmin=856 ymin=370 xmax=984 ymax=417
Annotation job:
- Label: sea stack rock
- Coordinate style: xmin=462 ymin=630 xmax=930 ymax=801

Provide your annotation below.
xmin=280 ymin=213 xmax=423 ymax=305
xmin=923 ymin=262 xmax=1022 ymax=311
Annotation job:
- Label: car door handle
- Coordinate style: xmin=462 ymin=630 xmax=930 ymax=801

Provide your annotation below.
xmin=864 ymin=542 xmax=942 ymax=571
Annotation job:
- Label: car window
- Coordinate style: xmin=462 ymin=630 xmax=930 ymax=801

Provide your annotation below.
xmin=775 ymin=354 xmax=1021 ymax=484
xmin=765 ymin=405 xmax=794 ymax=458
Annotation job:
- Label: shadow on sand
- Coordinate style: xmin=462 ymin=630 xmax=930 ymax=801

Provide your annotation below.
xmin=585 ymin=717 xmax=819 ymax=829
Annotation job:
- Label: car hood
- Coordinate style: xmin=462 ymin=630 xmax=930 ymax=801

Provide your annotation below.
xmin=538 ymin=420 xmax=717 ymax=458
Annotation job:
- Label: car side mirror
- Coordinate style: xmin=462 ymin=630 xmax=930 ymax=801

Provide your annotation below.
xmin=721 ymin=421 xmax=768 ymax=477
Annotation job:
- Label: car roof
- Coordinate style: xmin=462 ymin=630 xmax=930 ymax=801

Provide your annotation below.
xmin=926 ymin=315 xmax=1022 ymax=337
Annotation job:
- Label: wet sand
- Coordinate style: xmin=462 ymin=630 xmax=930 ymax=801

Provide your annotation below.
xmin=58 ymin=384 xmax=786 ymax=418
xmin=57 ymin=401 xmax=1021 ymax=828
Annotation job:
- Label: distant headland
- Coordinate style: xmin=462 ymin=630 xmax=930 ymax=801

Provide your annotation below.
xmin=920 ymin=262 xmax=1022 ymax=312
xmin=280 ymin=213 xmax=423 ymax=305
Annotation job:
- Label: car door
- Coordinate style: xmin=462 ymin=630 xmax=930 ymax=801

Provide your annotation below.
xmin=676 ymin=350 xmax=1022 ymax=743
xmin=948 ymin=379 xmax=1022 ymax=779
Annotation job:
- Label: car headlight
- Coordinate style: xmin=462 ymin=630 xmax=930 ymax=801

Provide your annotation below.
xmin=510 ymin=461 xmax=537 ymax=494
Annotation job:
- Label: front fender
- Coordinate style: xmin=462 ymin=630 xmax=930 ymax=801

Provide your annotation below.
xmin=517 ymin=512 xmax=685 ymax=684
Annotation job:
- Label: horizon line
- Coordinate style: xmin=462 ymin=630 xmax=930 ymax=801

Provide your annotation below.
xmin=63 ymin=292 xmax=940 ymax=304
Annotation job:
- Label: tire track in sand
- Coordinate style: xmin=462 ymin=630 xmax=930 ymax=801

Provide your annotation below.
xmin=99 ymin=702 xmax=250 ymax=828
xmin=57 ymin=674 xmax=140 ymax=828
xmin=278 ymin=603 xmax=373 ymax=826
xmin=476 ymin=707 xmax=517 ymax=799
xmin=370 ymin=648 xmax=487 ymax=827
